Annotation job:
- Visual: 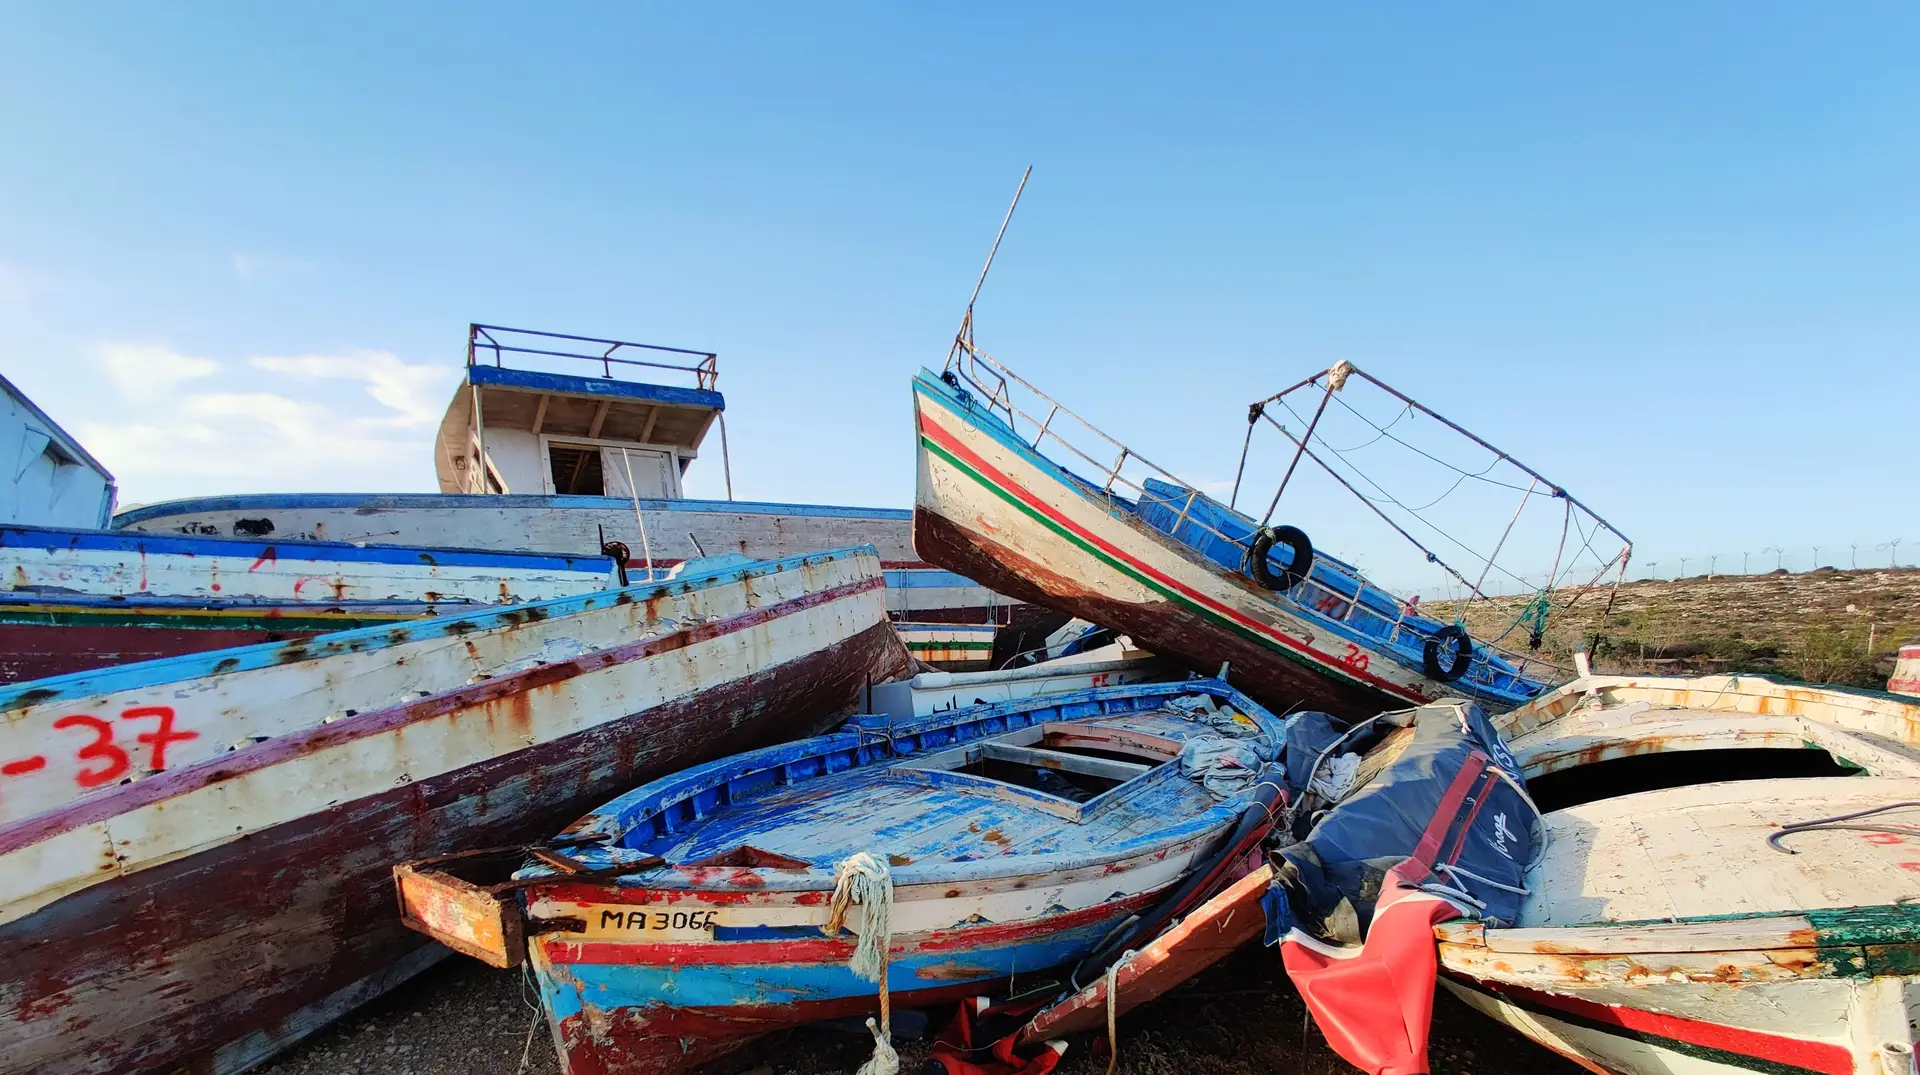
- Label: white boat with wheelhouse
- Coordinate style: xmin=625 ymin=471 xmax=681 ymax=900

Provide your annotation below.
xmin=111 ymin=324 xmax=1016 ymax=634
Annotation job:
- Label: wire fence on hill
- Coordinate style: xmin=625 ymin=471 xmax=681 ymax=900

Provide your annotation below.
xmin=1408 ymin=538 xmax=1918 ymax=600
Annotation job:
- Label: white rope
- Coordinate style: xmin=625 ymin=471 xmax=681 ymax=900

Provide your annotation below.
xmin=1103 ymin=949 xmax=1137 ymax=1075
xmin=824 ymin=852 xmax=897 ymax=1075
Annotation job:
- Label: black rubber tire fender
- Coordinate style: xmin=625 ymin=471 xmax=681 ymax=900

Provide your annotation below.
xmin=1249 ymin=525 xmax=1314 ymax=591
xmin=1423 ymin=624 xmax=1474 ymax=682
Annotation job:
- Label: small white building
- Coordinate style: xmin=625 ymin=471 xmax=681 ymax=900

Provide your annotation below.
xmin=1 ymin=373 xmax=116 ymax=529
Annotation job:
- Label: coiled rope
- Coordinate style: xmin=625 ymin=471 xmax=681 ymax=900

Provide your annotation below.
xmin=824 ymin=852 xmax=897 ymax=1075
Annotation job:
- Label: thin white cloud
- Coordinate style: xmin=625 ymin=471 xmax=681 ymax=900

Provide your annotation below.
xmin=249 ymin=350 xmax=451 ymax=427
xmin=76 ymin=344 xmax=459 ymax=499
xmin=96 ymin=343 xmax=221 ymax=398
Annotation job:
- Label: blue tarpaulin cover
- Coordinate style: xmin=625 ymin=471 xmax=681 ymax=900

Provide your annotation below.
xmin=1264 ymin=702 xmax=1539 ymax=943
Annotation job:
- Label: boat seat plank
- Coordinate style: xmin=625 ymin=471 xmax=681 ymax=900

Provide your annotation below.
xmin=980 ymin=743 xmax=1153 ymax=782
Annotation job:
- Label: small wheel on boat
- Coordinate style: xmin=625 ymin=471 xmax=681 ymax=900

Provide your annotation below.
xmin=1249 ymin=525 xmax=1314 ymax=590
xmin=1423 ymin=625 xmax=1474 ymax=682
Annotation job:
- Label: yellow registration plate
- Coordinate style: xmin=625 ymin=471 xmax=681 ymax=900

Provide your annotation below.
xmin=578 ymin=905 xmax=726 ymax=941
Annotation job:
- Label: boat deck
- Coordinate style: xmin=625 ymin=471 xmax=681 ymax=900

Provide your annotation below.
xmin=626 ymin=713 xmax=1239 ymax=870
xmin=1520 ymin=775 xmax=1920 ymax=927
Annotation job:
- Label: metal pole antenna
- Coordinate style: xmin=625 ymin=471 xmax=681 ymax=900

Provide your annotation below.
xmin=950 ymin=166 xmax=1033 ymax=360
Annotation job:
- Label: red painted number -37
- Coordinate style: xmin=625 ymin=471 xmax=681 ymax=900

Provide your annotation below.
xmin=51 ymin=706 xmax=199 ymax=788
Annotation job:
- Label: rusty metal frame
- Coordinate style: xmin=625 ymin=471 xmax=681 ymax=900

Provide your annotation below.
xmin=1245 ymin=362 xmax=1633 ymax=625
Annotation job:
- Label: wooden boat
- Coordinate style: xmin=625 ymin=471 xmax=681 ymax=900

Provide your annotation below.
xmin=0 ymin=523 xmax=619 ymax=682
xmin=913 ymin=362 xmax=1551 ymax=717
xmin=116 ymin=325 xmax=1016 ymax=631
xmin=1434 ymin=673 xmax=1920 ymax=1075
xmin=395 ymin=679 xmax=1285 ymax=1074
xmin=0 ymin=546 xmax=907 ymax=1075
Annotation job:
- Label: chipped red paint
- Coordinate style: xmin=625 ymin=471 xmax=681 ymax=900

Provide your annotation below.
xmin=0 ymin=621 xmax=908 ymax=1075
xmin=0 ymin=623 xmax=332 ymax=683
xmin=914 ymin=510 xmax=1389 ymax=717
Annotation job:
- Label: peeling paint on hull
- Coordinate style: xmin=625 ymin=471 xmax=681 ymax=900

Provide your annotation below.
xmin=0 ymin=549 xmax=909 ymax=1075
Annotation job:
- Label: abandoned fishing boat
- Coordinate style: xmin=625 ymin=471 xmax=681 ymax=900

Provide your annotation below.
xmin=1430 ymin=671 xmax=1920 ymax=1075
xmin=395 ymin=680 xmax=1285 ymax=1074
xmin=914 ymin=360 xmax=1565 ymax=717
xmin=0 ymin=546 xmax=907 ymax=1075
xmin=114 ymin=324 xmax=1018 ymax=650
xmin=0 ymin=523 xmax=620 ymax=682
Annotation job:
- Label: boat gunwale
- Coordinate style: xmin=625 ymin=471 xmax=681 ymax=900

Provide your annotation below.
xmin=0 ymin=544 xmax=883 ymax=713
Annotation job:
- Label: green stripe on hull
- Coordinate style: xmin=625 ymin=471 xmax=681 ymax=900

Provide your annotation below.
xmin=918 ymin=431 xmax=1393 ymax=700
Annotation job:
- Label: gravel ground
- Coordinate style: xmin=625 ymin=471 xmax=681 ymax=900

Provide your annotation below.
xmin=258 ymin=944 xmax=1584 ymax=1075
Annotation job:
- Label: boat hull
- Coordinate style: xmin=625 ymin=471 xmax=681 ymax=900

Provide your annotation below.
xmin=911 ymin=376 xmax=1447 ymax=718
xmin=0 ymin=551 xmax=909 ymax=1075
xmin=0 ymin=523 xmax=621 ymax=683
xmin=110 ymin=493 xmax=1015 ymax=627
xmin=527 ymin=840 xmax=1215 ymax=1075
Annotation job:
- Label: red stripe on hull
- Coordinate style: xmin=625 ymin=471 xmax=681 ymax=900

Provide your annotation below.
xmin=538 ymin=888 xmax=1163 ymax=967
xmin=0 ymin=622 xmax=910 ymax=1075
xmin=1459 ymin=977 xmax=1855 ymax=1075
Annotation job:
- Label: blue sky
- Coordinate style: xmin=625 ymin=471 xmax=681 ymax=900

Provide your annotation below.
xmin=2 ymin=5 xmax=1915 ymax=589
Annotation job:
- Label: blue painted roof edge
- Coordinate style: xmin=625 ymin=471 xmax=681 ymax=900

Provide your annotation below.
xmin=0 ymin=544 xmax=880 ymax=712
xmin=0 ymin=372 xmax=115 ymax=482
xmin=112 ymin=492 xmax=911 ymax=528
xmin=468 ymin=364 xmax=725 ymax=411
xmin=1 ymin=523 xmax=616 ymax=571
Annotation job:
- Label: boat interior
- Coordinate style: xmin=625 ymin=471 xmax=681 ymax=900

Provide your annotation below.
xmin=1489 ymin=676 xmax=1920 ymax=933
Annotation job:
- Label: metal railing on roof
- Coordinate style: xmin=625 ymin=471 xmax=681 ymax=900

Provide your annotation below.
xmin=467 ymin=324 xmax=720 ymax=392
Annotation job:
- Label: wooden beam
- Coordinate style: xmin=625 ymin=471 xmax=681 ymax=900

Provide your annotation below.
xmin=587 ymin=400 xmax=612 ymax=440
xmin=639 ymin=405 xmax=660 ymax=444
xmin=529 ymin=394 xmax=550 ymax=436
xmin=983 ymin=743 xmax=1151 ymax=782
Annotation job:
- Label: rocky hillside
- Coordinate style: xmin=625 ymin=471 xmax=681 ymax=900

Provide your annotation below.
xmin=1430 ymin=567 xmax=1920 ymax=690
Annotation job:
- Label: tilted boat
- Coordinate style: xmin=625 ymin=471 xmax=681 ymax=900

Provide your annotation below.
xmin=0 ymin=523 xmax=620 ymax=682
xmin=1434 ymin=672 xmax=1920 ymax=1075
xmin=115 ymin=324 xmax=1019 ymax=654
xmin=0 ymin=546 xmax=907 ymax=1075
xmin=913 ymin=359 xmax=1557 ymax=717
xmin=394 ymin=679 xmax=1285 ymax=1074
